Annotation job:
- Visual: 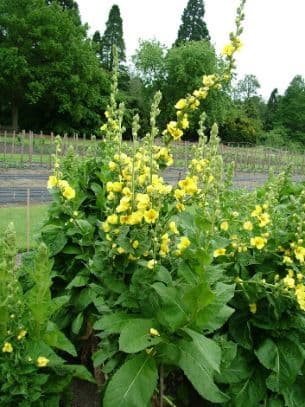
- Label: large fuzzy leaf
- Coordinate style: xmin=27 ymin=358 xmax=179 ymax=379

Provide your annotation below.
xmin=103 ymin=353 xmax=158 ymax=407
xmin=255 ymin=338 xmax=304 ymax=391
xmin=174 ymin=331 xmax=229 ymax=403
xmin=119 ymin=319 xmax=163 ymax=353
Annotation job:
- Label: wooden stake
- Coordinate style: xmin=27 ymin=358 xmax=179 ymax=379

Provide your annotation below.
xmin=26 ymin=188 xmax=30 ymax=252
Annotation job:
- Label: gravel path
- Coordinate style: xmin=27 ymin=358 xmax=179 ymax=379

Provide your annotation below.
xmin=0 ymin=168 xmax=304 ymax=205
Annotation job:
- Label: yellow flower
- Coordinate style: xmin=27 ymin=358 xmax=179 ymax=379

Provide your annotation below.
xmin=102 ymin=222 xmax=111 ymax=233
xmin=295 ymin=284 xmax=305 ymax=311
xmin=112 ymin=182 xmax=123 ymax=192
xmin=127 ymin=211 xmax=143 ymax=225
xmin=2 ymin=342 xmax=13 ymax=353
xmin=136 ymin=193 xmax=150 ymax=210
xmin=149 ymin=328 xmax=160 ymax=337
xmin=58 ymin=180 xmax=69 ymax=189
xmin=107 ymin=191 xmax=115 ymax=201
xmin=234 ymin=37 xmax=243 ymax=51
xmin=107 ymin=214 xmax=118 ymax=225
xmin=202 ymin=74 xmax=216 ymax=87
xmin=108 ymin=161 xmax=117 ymax=171
xmin=174 ymin=189 xmax=185 ymax=200
xmin=243 ymin=221 xmax=253 ymax=231
xmin=258 ymin=213 xmax=270 ymax=227
xmin=37 ymin=356 xmax=49 ymax=367
xmin=132 ymin=240 xmax=139 ymax=249
xmin=213 ymin=248 xmax=226 ymax=258
xmin=250 ymin=236 xmax=267 ymax=250
xmin=47 ymin=175 xmax=58 ymax=189
xmin=62 ymin=186 xmax=76 ymax=200
xmin=17 ymin=330 xmax=27 ymax=340
xmin=165 ymin=121 xmax=183 ymax=141
xmin=117 ymin=247 xmax=125 ymax=254
xmin=221 ymin=43 xmax=235 ymax=57
xmin=294 ymin=246 xmax=305 ymax=263
xmin=116 ymin=196 xmax=131 ymax=213
xmin=283 ymin=256 xmax=293 ymax=265
xmin=181 ymin=114 xmax=189 ymax=129
xmin=251 ymin=205 xmax=262 ymax=217
xmin=220 ymin=221 xmax=229 ymax=231
xmin=177 ymin=236 xmax=190 ymax=251
xmin=175 ymin=98 xmax=187 ymax=110
xmin=144 ymin=209 xmax=159 ymax=224
xmin=283 ymin=274 xmax=295 ymax=288
xmin=249 ymin=303 xmax=257 ymax=314
xmin=178 ymin=176 xmax=198 ymax=195
xmin=147 ymin=259 xmax=157 ymax=269
xmin=176 ymin=202 xmax=185 ymax=212
xmin=169 ymin=221 xmax=179 ymax=235
xmin=122 ymin=187 xmax=131 ymax=197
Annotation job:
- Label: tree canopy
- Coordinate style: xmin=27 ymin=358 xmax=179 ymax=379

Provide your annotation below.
xmin=0 ymin=0 xmax=109 ymax=132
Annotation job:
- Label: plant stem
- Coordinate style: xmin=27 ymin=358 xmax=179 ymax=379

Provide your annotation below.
xmin=159 ymin=364 xmax=164 ymax=407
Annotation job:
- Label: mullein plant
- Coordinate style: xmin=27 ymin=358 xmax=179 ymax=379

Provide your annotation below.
xmin=42 ymin=1 xmax=251 ymax=405
xmin=0 ymin=224 xmax=93 ymax=406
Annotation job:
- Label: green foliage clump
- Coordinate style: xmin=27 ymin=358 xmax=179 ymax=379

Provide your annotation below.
xmin=0 ymin=224 xmax=93 ymax=406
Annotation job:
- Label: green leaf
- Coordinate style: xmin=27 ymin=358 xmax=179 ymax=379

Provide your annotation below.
xmin=67 ymin=274 xmax=89 ymax=289
xmin=231 ymin=368 xmax=266 ymax=407
xmin=196 ymin=283 xmax=235 ymax=332
xmin=64 ymin=364 xmax=95 ymax=384
xmin=93 ymin=313 xmax=137 ymax=334
xmin=41 ymin=225 xmax=67 ymax=256
xmin=183 ymin=328 xmax=221 ymax=372
xmin=44 ymin=321 xmax=77 ymax=356
xmin=229 ymin=311 xmax=253 ymax=350
xmin=72 ymin=312 xmax=84 ymax=334
xmin=282 ymin=377 xmax=305 ymax=407
xmin=175 ymin=337 xmax=229 ymax=403
xmin=75 ymin=219 xmax=94 ymax=236
xmin=103 ymin=353 xmax=158 ymax=407
xmin=153 ymin=282 xmax=188 ymax=331
xmin=183 ymin=281 xmax=215 ymax=313
xmin=119 ymin=319 xmax=163 ymax=354
xmin=217 ymin=351 xmax=251 ymax=384
xmin=255 ymin=338 xmax=304 ymax=391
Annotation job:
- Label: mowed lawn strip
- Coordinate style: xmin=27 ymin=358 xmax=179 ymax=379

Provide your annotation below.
xmin=0 ymin=204 xmax=48 ymax=251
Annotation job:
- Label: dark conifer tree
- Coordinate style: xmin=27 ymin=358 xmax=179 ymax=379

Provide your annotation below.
xmin=175 ymin=0 xmax=210 ymax=46
xmin=100 ymin=5 xmax=126 ymax=70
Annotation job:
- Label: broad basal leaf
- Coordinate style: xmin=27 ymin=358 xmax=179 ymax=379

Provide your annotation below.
xmin=255 ymin=338 xmax=304 ymax=391
xmin=103 ymin=353 xmax=158 ymax=407
xmin=175 ymin=337 xmax=229 ymax=403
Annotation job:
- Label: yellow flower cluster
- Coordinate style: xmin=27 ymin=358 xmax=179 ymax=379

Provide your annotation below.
xmin=213 ymin=248 xmax=226 ymax=258
xmin=251 ymin=205 xmax=270 ymax=227
xmin=37 ymin=356 xmax=49 ymax=367
xmin=250 ymin=236 xmax=267 ymax=250
xmin=47 ymin=176 xmax=75 ymax=200
xmin=280 ymin=269 xmax=305 ymax=311
xmin=221 ymin=37 xmax=243 ymax=57
xmin=163 ymin=73 xmax=221 ymax=142
xmin=2 ymin=342 xmax=13 ymax=353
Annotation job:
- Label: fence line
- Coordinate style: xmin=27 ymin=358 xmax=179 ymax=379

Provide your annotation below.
xmin=1 ymin=131 xmax=305 ymax=175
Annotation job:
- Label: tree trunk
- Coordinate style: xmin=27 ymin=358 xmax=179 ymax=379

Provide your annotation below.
xmin=12 ymin=103 xmax=19 ymax=130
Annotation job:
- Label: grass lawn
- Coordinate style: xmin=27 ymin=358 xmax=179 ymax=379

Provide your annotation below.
xmin=0 ymin=204 xmax=48 ymax=251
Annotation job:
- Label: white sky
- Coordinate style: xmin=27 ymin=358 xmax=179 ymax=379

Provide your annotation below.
xmin=77 ymin=0 xmax=305 ymax=100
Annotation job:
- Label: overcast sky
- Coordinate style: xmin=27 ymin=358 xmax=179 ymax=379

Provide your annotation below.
xmin=77 ymin=0 xmax=305 ymax=100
